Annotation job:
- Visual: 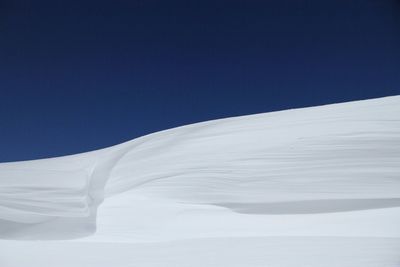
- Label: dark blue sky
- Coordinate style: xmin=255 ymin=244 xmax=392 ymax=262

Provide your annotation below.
xmin=0 ymin=0 xmax=399 ymax=162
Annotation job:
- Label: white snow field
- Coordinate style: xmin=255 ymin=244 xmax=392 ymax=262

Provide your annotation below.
xmin=1 ymin=96 xmax=400 ymax=267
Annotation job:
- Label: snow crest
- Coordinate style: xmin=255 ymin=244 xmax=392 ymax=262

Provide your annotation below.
xmin=0 ymin=96 xmax=400 ymax=244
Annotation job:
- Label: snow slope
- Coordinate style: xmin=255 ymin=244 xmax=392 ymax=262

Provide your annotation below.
xmin=1 ymin=96 xmax=400 ymax=266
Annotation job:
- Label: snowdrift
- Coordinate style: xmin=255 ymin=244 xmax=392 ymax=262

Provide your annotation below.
xmin=0 ymin=96 xmax=399 ymax=266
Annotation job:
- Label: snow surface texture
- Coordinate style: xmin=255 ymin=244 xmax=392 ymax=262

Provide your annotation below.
xmin=1 ymin=96 xmax=400 ymax=266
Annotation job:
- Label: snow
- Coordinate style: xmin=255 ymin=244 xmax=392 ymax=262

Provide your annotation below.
xmin=1 ymin=96 xmax=400 ymax=266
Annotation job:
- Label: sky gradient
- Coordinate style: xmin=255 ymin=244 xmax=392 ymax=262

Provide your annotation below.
xmin=0 ymin=0 xmax=399 ymax=162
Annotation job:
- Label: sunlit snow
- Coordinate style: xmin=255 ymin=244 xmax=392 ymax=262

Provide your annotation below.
xmin=1 ymin=96 xmax=400 ymax=266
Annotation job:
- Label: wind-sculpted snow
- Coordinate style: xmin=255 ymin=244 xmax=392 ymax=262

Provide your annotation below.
xmin=1 ymin=96 xmax=400 ymax=266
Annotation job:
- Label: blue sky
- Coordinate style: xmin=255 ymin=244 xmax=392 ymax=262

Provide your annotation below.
xmin=0 ymin=0 xmax=399 ymax=162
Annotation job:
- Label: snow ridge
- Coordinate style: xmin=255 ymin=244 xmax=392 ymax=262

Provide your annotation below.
xmin=0 ymin=96 xmax=400 ymax=242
